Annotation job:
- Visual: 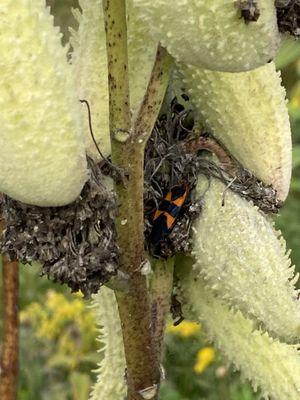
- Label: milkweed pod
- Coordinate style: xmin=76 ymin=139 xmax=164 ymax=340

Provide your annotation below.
xmin=132 ymin=0 xmax=281 ymax=72
xmin=90 ymin=287 xmax=126 ymax=400
xmin=0 ymin=0 xmax=87 ymax=206
xmin=190 ymin=177 xmax=300 ymax=343
xmin=180 ymin=62 xmax=292 ymax=201
xmin=71 ymin=0 xmax=159 ymax=160
xmin=177 ymin=259 xmax=300 ymax=400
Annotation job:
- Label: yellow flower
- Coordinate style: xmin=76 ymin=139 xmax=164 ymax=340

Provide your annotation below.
xmin=194 ymin=347 xmax=215 ymax=374
xmin=289 ymin=86 xmax=300 ymax=113
xmin=166 ymin=321 xmax=201 ymax=338
xmin=290 ymin=96 xmax=300 ymax=109
xmin=20 ymin=289 xmax=97 ymax=357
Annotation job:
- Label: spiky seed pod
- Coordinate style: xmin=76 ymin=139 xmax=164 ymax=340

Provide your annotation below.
xmin=132 ymin=0 xmax=281 ymax=72
xmin=177 ymin=258 xmax=300 ymax=400
xmin=179 ymin=62 xmax=292 ymax=201
xmin=90 ymin=287 xmax=126 ymax=400
xmin=191 ymin=177 xmax=300 ymax=343
xmin=70 ymin=0 xmax=158 ymax=160
xmin=0 ymin=0 xmax=87 ymax=207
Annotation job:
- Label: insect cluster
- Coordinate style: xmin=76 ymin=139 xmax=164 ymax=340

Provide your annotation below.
xmin=275 ymin=0 xmax=300 ymax=37
xmin=0 ymin=158 xmax=119 ymax=297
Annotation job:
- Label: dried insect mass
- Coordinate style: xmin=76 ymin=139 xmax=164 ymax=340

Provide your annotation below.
xmin=144 ymin=95 xmax=282 ymax=259
xmin=0 ymin=158 xmax=119 ymax=297
xmin=183 ymin=135 xmax=283 ymax=214
xmin=144 ymin=96 xmax=203 ymax=258
xmin=235 ymin=0 xmax=260 ymax=24
xmin=276 ymin=0 xmax=300 ymax=37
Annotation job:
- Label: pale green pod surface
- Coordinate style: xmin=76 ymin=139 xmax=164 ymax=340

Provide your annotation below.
xmin=90 ymin=287 xmax=126 ymax=400
xmin=0 ymin=0 xmax=87 ymax=207
xmin=180 ymin=62 xmax=292 ymax=201
xmin=177 ymin=260 xmax=300 ymax=400
xmin=71 ymin=0 xmax=158 ymax=160
xmin=191 ymin=177 xmax=300 ymax=342
xmin=132 ymin=0 xmax=281 ymax=72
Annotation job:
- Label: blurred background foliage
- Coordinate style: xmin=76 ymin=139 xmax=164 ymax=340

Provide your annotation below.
xmin=0 ymin=1 xmax=300 ymax=399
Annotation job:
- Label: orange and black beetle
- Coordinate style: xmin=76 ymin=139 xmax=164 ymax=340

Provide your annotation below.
xmin=150 ymin=184 xmax=189 ymax=245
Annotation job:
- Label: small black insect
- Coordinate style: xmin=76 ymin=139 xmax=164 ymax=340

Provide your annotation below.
xmin=235 ymin=0 xmax=260 ymax=24
xmin=170 ymin=294 xmax=184 ymax=326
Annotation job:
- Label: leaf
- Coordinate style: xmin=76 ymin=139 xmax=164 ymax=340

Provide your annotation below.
xmin=70 ymin=372 xmax=92 ymax=400
xmin=275 ymin=39 xmax=300 ymax=70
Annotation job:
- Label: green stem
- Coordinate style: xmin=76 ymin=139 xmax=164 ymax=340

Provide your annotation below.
xmin=150 ymin=258 xmax=174 ymax=360
xmin=114 ymin=143 xmax=160 ymax=399
xmin=103 ymin=0 xmax=131 ymax=141
xmin=102 ymin=1 xmax=172 ymax=399
xmin=133 ymin=44 xmax=173 ymax=144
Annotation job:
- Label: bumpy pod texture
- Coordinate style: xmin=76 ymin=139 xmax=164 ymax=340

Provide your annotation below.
xmin=192 ymin=177 xmax=300 ymax=343
xmin=132 ymin=0 xmax=281 ymax=72
xmin=180 ymin=62 xmax=292 ymax=201
xmin=90 ymin=287 xmax=126 ymax=400
xmin=71 ymin=0 xmax=158 ymax=160
xmin=0 ymin=0 xmax=87 ymax=206
xmin=177 ymin=261 xmax=300 ymax=400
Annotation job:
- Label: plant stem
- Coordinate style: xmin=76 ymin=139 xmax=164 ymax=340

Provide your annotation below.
xmin=103 ymin=0 xmax=131 ymax=143
xmin=0 ymin=256 xmax=19 ymax=400
xmin=133 ymin=44 xmax=173 ymax=144
xmin=150 ymin=258 xmax=174 ymax=360
xmin=103 ymin=1 xmax=172 ymax=399
xmin=114 ymin=143 xmax=160 ymax=399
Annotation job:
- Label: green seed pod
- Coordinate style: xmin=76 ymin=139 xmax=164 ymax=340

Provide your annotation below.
xmin=71 ymin=0 xmax=158 ymax=160
xmin=177 ymin=258 xmax=300 ymax=400
xmin=180 ymin=62 xmax=292 ymax=201
xmin=132 ymin=0 xmax=281 ymax=72
xmin=0 ymin=0 xmax=87 ymax=206
xmin=90 ymin=287 xmax=126 ymax=400
xmin=190 ymin=177 xmax=300 ymax=343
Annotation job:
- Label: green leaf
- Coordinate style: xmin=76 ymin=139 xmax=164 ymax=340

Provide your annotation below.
xmin=275 ymin=39 xmax=300 ymax=70
xmin=292 ymin=146 xmax=300 ymax=169
xmin=70 ymin=372 xmax=91 ymax=400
